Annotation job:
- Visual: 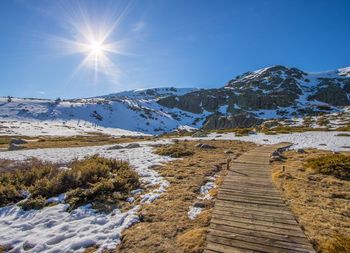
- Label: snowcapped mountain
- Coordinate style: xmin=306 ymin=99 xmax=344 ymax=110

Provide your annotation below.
xmin=1 ymin=66 xmax=349 ymax=135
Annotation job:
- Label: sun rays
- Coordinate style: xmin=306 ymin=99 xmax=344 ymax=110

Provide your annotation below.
xmin=47 ymin=1 xmax=130 ymax=84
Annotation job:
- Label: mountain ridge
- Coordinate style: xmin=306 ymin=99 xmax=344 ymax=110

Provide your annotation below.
xmin=1 ymin=65 xmax=349 ymax=134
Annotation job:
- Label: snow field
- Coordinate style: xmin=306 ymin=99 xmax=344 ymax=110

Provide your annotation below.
xmin=0 ymin=140 xmax=174 ymax=253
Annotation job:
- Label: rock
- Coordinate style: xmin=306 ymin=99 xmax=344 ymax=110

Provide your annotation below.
xmin=107 ymin=144 xmax=124 ymax=150
xmin=309 ymin=82 xmax=350 ymax=106
xmin=261 ymin=120 xmax=279 ymax=128
xmin=272 ymin=150 xmax=281 ymax=156
xmin=212 ymin=164 xmax=221 ymax=172
xmin=196 ymin=143 xmax=216 ymax=149
xmin=193 ymin=202 xmax=206 ymax=208
xmin=225 ymin=150 xmax=234 ymax=154
xmin=307 ymin=175 xmax=320 ymax=181
xmin=125 ymin=143 xmax=141 ymax=149
xmin=10 ymin=138 xmax=27 ymax=145
xmin=8 ymin=143 xmax=25 ymax=151
xmin=296 ymin=148 xmax=306 ymax=154
xmin=192 ymin=131 xmax=208 ymax=138
xmin=148 ymin=143 xmax=165 ymax=148
xmin=202 ymin=113 xmax=263 ymax=130
xmin=270 ymin=155 xmax=283 ymax=162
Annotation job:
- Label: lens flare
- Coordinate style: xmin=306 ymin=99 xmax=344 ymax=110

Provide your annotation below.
xmin=46 ymin=1 xmax=130 ymax=84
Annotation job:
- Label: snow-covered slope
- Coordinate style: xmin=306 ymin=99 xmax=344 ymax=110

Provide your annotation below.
xmin=1 ymin=66 xmax=349 ymax=136
xmin=0 ymin=87 xmax=204 ymax=136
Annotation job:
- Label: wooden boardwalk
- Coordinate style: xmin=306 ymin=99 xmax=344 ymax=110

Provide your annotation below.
xmin=204 ymin=143 xmax=315 ymax=253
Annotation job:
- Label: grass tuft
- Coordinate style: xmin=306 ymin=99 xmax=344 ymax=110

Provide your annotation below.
xmin=176 ymin=228 xmax=207 ymax=253
xmin=306 ymin=154 xmax=350 ymax=180
xmin=155 ymin=143 xmax=194 ymax=158
xmin=321 ymin=233 xmax=350 ymax=253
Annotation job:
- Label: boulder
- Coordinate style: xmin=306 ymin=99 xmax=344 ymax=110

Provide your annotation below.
xmin=193 ymin=202 xmax=206 ymax=208
xmin=8 ymin=143 xmax=26 ymax=151
xmin=202 ymin=113 xmax=263 ymax=130
xmin=107 ymin=144 xmax=124 ymax=150
xmin=195 ymin=143 xmax=216 ymax=149
xmin=10 ymin=138 xmax=27 ymax=145
xmin=125 ymin=143 xmax=141 ymax=149
xmin=261 ymin=120 xmax=279 ymax=128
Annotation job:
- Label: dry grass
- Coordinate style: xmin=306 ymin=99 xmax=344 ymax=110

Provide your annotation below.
xmin=271 ymin=149 xmax=350 ymax=252
xmin=307 ymin=153 xmax=350 ymax=180
xmin=0 ymin=134 xmax=151 ymax=150
xmin=0 ymin=156 xmax=140 ymax=212
xmin=155 ymin=143 xmax=194 ymax=158
xmin=320 ymin=233 xmax=350 ymax=253
xmin=116 ymin=140 xmax=255 ymax=253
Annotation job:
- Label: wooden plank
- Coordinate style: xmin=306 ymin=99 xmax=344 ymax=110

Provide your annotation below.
xmin=207 ymin=233 xmax=313 ymax=253
xmin=218 ymin=189 xmax=283 ymax=199
xmin=209 ymin=223 xmax=312 ymax=246
xmin=214 ymin=203 xmax=295 ymax=219
xmin=205 ymin=142 xmax=315 ymax=253
xmin=219 ymin=193 xmax=285 ymax=204
xmin=211 ymin=214 xmax=301 ymax=231
xmin=206 ymin=241 xmax=259 ymax=253
xmin=211 ymin=218 xmax=306 ymax=237
xmin=209 ymin=229 xmax=314 ymax=251
xmin=212 ymin=209 xmax=298 ymax=224
xmin=217 ymin=195 xmax=286 ymax=206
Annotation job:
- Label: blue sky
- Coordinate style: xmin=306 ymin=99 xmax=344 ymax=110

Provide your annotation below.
xmin=0 ymin=0 xmax=350 ymax=99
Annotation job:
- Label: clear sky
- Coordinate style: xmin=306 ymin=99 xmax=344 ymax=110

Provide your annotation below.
xmin=0 ymin=0 xmax=350 ymax=99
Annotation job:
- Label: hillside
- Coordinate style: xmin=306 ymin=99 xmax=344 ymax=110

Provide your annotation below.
xmin=1 ymin=66 xmax=349 ymax=135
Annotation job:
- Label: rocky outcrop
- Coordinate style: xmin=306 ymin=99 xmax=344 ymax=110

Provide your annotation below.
xmin=158 ymin=89 xmax=228 ymax=114
xmin=309 ymin=83 xmax=349 ymax=106
xmin=202 ymin=113 xmax=263 ymax=130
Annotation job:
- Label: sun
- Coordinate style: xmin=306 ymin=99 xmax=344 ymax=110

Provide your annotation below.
xmin=88 ymin=41 xmax=104 ymax=57
xmin=46 ymin=1 xmax=129 ymax=83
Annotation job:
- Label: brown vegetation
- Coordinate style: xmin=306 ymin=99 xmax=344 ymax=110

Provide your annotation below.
xmin=0 ymin=134 xmax=151 ymax=150
xmin=155 ymin=143 xmax=195 ymax=158
xmin=271 ymin=149 xmax=350 ymax=253
xmin=117 ymin=140 xmax=255 ymax=253
xmin=307 ymin=153 xmax=350 ymax=180
xmin=0 ymin=156 xmax=140 ymax=212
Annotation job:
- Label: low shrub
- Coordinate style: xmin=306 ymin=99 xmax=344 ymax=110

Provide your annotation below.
xmin=0 ymin=156 xmax=140 ymax=211
xmin=155 ymin=144 xmax=194 ymax=158
xmin=336 ymin=133 xmax=350 ymax=137
xmin=306 ymin=154 xmax=350 ymax=180
xmin=19 ymin=196 xmax=46 ymax=211
xmin=336 ymin=125 xmax=350 ymax=132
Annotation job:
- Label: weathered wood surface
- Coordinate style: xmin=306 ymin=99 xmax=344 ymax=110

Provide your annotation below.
xmin=204 ymin=143 xmax=315 ymax=253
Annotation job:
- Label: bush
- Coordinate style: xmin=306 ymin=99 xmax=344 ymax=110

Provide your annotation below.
xmin=0 ymin=156 xmax=140 ymax=211
xmin=307 ymin=154 xmax=350 ymax=180
xmin=19 ymin=196 xmax=46 ymax=211
xmin=0 ymin=184 xmax=24 ymax=206
xmin=155 ymin=144 xmax=194 ymax=158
